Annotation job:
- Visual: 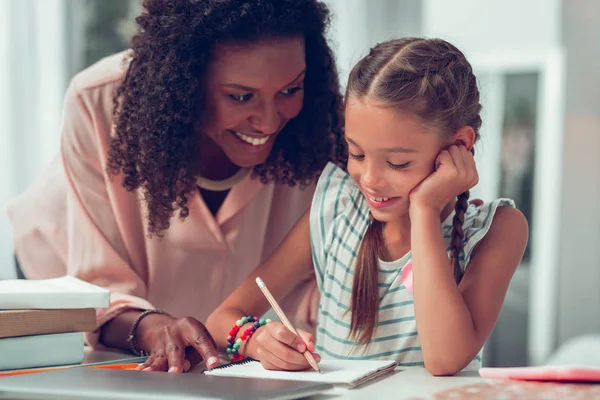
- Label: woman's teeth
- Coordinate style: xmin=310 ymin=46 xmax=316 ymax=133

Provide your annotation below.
xmin=369 ymin=195 xmax=390 ymax=202
xmin=234 ymin=131 xmax=269 ymax=146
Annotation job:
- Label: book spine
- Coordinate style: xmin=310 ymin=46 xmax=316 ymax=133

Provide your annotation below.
xmin=0 ymin=309 xmax=97 ymax=338
xmin=0 ymin=332 xmax=84 ymax=371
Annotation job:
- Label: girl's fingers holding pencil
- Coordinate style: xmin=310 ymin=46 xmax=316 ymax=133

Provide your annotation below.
xmin=256 ymin=337 xmax=313 ymax=371
xmin=270 ymin=322 xmax=307 ymax=353
xmin=297 ymin=329 xmax=316 ymax=353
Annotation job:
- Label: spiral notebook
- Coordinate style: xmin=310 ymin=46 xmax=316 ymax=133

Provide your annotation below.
xmin=204 ymin=358 xmax=397 ymax=388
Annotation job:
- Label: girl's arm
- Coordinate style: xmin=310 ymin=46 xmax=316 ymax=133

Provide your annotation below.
xmin=205 ymin=209 xmax=316 ymax=366
xmin=410 ymin=204 xmax=528 ymax=375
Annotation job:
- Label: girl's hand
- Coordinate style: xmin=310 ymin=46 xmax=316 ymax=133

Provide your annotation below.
xmin=245 ymin=321 xmax=321 ymax=371
xmin=409 ymin=145 xmax=479 ymax=214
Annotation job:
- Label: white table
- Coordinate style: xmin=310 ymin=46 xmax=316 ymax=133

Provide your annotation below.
xmin=7 ymin=349 xmax=600 ymax=399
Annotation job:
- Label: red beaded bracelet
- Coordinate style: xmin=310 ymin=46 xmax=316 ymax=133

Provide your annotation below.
xmin=226 ymin=316 xmax=270 ymax=361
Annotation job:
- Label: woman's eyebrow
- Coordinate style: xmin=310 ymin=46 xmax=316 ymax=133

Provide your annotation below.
xmin=219 ymin=68 xmax=306 ymax=91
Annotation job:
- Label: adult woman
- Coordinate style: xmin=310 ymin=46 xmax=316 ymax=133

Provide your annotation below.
xmin=7 ymin=0 xmax=344 ymax=373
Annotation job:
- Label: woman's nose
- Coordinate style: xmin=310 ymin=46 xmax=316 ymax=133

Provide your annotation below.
xmin=250 ymin=101 xmax=282 ymax=134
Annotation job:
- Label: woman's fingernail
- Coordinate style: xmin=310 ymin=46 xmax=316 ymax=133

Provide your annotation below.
xmin=142 ymin=367 xmax=151 ymax=372
xmin=207 ymin=357 xmax=219 ymax=366
xmin=183 ymin=360 xmax=191 ymax=372
xmin=297 ymin=343 xmax=306 ymax=353
xmin=168 ymin=366 xmax=176 ymax=373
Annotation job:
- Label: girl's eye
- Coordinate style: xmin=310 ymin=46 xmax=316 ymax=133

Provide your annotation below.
xmin=349 ymin=152 xmax=365 ymax=161
xmin=228 ymin=93 xmax=253 ymax=102
xmin=388 ymin=161 xmax=410 ymax=170
xmin=280 ymin=86 xmax=303 ymax=96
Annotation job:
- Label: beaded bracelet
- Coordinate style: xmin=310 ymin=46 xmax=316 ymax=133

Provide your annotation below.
xmin=226 ymin=316 xmax=270 ymax=361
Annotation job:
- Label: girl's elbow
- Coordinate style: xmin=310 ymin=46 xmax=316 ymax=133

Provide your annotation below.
xmin=423 ymin=355 xmax=470 ymax=376
xmin=424 ymin=361 xmax=459 ymax=376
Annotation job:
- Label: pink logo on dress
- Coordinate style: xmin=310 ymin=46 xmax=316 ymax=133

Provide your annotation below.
xmin=401 ymin=262 xmax=413 ymax=293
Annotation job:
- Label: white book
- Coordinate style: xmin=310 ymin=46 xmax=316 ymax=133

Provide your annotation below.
xmin=0 ymin=275 xmax=110 ymax=309
xmin=0 ymin=332 xmax=85 ymax=371
xmin=204 ymin=358 xmax=397 ymax=388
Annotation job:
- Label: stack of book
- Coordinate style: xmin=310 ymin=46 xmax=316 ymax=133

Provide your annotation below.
xmin=0 ymin=276 xmax=110 ymax=371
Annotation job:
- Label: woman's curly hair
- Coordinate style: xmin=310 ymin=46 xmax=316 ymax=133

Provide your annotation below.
xmin=107 ymin=0 xmax=346 ymax=235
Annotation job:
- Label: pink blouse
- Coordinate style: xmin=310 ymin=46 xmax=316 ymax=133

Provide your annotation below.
xmin=6 ymin=52 xmax=319 ymax=348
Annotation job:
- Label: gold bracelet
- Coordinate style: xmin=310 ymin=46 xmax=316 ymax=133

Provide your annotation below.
xmin=126 ymin=309 xmax=171 ymax=356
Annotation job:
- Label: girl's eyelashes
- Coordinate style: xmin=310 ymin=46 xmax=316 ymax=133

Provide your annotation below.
xmin=348 ymin=152 xmax=364 ymax=161
xmin=349 ymin=153 xmax=410 ymax=170
xmin=388 ymin=161 xmax=410 ymax=170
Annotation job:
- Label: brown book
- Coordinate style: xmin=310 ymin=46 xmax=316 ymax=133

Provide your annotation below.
xmin=0 ymin=308 xmax=97 ymax=338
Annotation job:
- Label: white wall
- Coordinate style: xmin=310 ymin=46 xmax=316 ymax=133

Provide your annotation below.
xmin=0 ymin=0 xmax=67 ymax=280
xmin=423 ymin=0 xmax=561 ymax=55
xmin=324 ymin=0 xmax=422 ymax=89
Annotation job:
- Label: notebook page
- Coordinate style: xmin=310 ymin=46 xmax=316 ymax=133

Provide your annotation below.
xmin=204 ymin=359 xmax=396 ymax=387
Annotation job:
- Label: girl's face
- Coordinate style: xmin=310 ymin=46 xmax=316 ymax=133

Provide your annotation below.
xmin=345 ymin=98 xmax=447 ymax=222
xmin=201 ymin=37 xmax=306 ymax=168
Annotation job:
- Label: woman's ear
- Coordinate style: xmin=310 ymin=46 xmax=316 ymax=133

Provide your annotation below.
xmin=451 ymin=126 xmax=476 ymax=151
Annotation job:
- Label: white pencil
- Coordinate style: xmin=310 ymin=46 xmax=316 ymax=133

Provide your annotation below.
xmin=255 ymin=277 xmax=322 ymax=373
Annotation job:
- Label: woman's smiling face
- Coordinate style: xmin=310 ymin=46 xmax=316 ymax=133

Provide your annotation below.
xmin=200 ymin=37 xmax=306 ymax=168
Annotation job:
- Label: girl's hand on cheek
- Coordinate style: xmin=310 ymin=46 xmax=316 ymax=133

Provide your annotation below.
xmin=409 ymin=145 xmax=478 ymax=214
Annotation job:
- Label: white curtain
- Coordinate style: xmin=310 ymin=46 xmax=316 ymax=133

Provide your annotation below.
xmin=0 ymin=0 xmax=67 ymax=279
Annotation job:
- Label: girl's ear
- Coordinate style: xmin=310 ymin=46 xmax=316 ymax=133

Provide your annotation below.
xmin=451 ymin=126 xmax=476 ymax=151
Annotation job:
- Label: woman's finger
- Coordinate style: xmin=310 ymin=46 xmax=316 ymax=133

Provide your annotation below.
xmin=164 ymin=337 xmax=186 ymax=373
xmin=183 ymin=347 xmax=203 ymax=371
xmin=144 ymin=351 xmax=168 ymax=372
xmin=136 ymin=353 xmax=155 ymax=371
xmin=180 ymin=317 xmax=220 ymax=369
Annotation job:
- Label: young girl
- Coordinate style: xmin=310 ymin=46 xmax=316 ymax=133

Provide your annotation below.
xmin=206 ymin=37 xmax=528 ymax=375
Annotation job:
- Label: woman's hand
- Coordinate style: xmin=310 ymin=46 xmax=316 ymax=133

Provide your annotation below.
xmin=245 ymin=321 xmax=321 ymax=371
xmin=409 ymin=145 xmax=479 ymax=214
xmin=135 ymin=314 xmax=220 ymax=373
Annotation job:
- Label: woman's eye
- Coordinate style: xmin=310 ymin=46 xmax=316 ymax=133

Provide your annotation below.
xmin=349 ymin=152 xmax=365 ymax=161
xmin=280 ymin=86 xmax=303 ymax=96
xmin=228 ymin=93 xmax=253 ymax=102
xmin=388 ymin=161 xmax=410 ymax=170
